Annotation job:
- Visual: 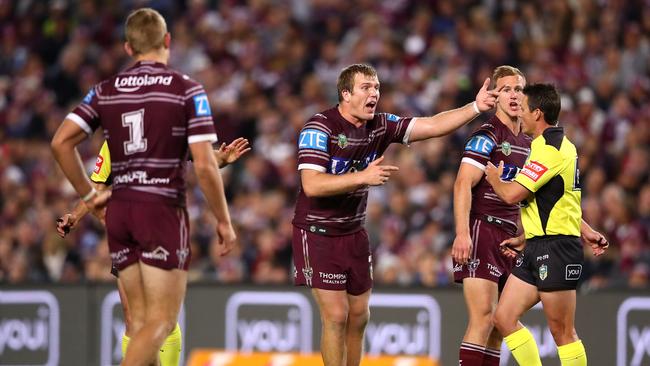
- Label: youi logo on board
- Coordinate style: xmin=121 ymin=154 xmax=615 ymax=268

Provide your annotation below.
xmin=365 ymin=294 xmax=441 ymax=359
xmin=225 ymin=291 xmax=313 ymax=353
xmin=617 ymin=297 xmax=650 ymax=366
xmin=0 ymin=291 xmax=60 ymax=366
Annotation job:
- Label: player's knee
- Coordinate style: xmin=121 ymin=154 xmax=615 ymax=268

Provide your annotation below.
xmin=468 ymin=312 xmax=494 ymax=335
xmin=547 ymin=320 xmax=576 ymax=344
xmin=349 ymin=306 xmax=370 ymax=328
xmin=320 ymin=305 xmax=348 ymax=328
xmin=493 ymin=308 xmax=512 ymax=334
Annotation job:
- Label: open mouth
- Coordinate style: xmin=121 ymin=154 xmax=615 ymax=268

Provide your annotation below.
xmin=365 ymin=101 xmax=377 ymax=110
xmin=509 ymin=101 xmax=520 ymax=111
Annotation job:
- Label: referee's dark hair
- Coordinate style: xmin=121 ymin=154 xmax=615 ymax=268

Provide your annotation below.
xmin=523 ymin=83 xmax=561 ymax=125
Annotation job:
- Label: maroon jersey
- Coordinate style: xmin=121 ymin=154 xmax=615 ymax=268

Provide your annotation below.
xmin=292 ymin=107 xmax=414 ymax=236
xmin=461 ymin=115 xmax=531 ymax=235
xmin=66 ymin=61 xmax=217 ymax=206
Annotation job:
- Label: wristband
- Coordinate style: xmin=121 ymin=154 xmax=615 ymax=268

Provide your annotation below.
xmin=82 ymin=188 xmax=97 ymax=202
xmin=472 ymin=101 xmax=480 ymax=114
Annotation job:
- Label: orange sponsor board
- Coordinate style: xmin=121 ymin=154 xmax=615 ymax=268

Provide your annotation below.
xmin=187 ymin=350 xmax=439 ymax=366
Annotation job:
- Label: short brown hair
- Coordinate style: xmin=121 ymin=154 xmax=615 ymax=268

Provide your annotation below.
xmin=490 ymin=65 xmax=525 ymax=89
xmin=125 ymin=8 xmax=167 ymax=55
xmin=337 ymin=64 xmax=377 ymax=101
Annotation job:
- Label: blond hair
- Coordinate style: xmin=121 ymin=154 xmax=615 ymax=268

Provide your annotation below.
xmin=125 ymin=8 xmax=167 ymax=55
xmin=490 ymin=65 xmax=525 ymax=89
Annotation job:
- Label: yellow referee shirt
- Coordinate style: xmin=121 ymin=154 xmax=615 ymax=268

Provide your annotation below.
xmin=514 ymin=127 xmax=581 ymax=239
xmin=90 ymin=141 xmax=111 ymax=184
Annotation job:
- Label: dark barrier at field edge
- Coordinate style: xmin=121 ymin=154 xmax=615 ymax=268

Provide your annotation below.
xmin=0 ymin=285 xmax=648 ymax=366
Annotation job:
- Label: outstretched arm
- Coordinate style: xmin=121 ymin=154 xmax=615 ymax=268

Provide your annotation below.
xmin=408 ymin=78 xmax=500 ymax=142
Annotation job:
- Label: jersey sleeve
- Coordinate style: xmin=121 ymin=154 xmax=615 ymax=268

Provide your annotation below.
xmin=297 ymin=118 xmax=331 ymax=172
xmin=460 ymin=124 xmax=497 ymax=171
xmin=66 ymin=84 xmax=102 ymax=134
xmin=515 ymin=144 xmax=560 ymax=192
xmin=183 ymin=81 xmax=218 ymax=145
xmin=90 ymin=141 xmax=111 ymax=184
xmin=382 ymin=113 xmax=415 ymax=144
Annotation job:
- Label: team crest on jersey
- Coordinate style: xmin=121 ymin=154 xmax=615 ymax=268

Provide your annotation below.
xmin=337 ymin=134 xmax=348 ymax=149
xmin=516 ymin=255 xmax=524 ymax=267
xmin=502 ymin=142 xmax=512 ymax=156
xmin=468 ymin=258 xmax=481 ymax=271
xmin=539 ymin=264 xmax=548 ymax=280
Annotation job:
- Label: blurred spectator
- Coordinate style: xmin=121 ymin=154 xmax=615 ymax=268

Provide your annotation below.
xmin=0 ymin=0 xmax=648 ymax=289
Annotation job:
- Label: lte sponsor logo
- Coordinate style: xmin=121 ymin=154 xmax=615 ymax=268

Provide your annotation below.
xmin=0 ymin=291 xmax=60 ymax=366
xmin=101 ymin=290 xmax=185 ymax=366
xmin=365 ymin=294 xmax=440 ymax=358
xmin=617 ymin=297 xmax=650 ymax=366
xmin=225 ymin=291 xmax=312 ymax=353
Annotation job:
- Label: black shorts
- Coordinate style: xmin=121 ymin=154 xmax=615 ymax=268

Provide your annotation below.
xmin=512 ymin=235 xmax=583 ymax=291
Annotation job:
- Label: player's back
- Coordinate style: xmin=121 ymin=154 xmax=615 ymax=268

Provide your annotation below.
xmin=70 ymin=60 xmax=217 ymax=206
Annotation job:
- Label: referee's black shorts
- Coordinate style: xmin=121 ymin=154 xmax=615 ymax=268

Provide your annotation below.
xmin=512 ymin=235 xmax=584 ymax=291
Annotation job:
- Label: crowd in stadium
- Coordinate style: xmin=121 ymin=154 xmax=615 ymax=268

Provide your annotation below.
xmin=0 ymin=0 xmax=648 ymax=290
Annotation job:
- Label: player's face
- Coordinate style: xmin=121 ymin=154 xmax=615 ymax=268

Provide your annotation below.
xmin=495 ymin=75 xmax=525 ymax=120
xmin=349 ymin=73 xmax=380 ymax=121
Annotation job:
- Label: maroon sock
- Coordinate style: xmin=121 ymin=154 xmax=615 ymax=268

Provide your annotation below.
xmin=459 ymin=342 xmax=484 ymax=366
xmin=482 ymin=347 xmax=500 ymax=366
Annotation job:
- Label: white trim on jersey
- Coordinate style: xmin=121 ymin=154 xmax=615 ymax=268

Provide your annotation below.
xmin=188 ymin=133 xmax=218 ymax=144
xmin=461 ymin=157 xmax=486 ymax=171
xmin=403 ymin=117 xmax=416 ymax=145
xmin=65 ymin=113 xmax=93 ymax=135
xmin=298 ymin=163 xmax=327 ymax=172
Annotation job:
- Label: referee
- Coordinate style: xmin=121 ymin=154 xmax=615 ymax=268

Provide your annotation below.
xmin=484 ymin=83 xmax=608 ymax=366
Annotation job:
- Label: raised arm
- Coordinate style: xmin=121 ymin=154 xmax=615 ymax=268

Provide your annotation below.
xmin=408 ymin=78 xmax=499 ymax=142
xmin=190 ymin=140 xmax=236 ymax=255
xmin=301 ymin=155 xmax=398 ymax=197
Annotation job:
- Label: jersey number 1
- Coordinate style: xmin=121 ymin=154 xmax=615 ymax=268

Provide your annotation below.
xmin=122 ymin=109 xmax=147 ymax=155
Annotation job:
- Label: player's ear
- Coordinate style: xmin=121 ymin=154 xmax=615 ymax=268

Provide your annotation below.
xmin=342 ymin=89 xmax=351 ymax=102
xmin=163 ymin=33 xmax=171 ymax=49
xmin=124 ymin=42 xmax=134 ymax=57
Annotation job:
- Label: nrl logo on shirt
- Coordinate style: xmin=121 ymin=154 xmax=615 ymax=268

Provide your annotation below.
xmin=539 ymin=264 xmax=548 ymax=280
xmin=337 ymin=134 xmax=348 ymax=149
xmin=502 ymin=142 xmax=512 ymax=156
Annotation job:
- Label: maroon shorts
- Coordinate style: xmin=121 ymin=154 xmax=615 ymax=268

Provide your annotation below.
xmin=106 ymin=200 xmax=191 ymax=272
xmin=453 ymin=216 xmax=516 ymax=291
xmin=292 ymin=226 xmax=372 ymax=295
